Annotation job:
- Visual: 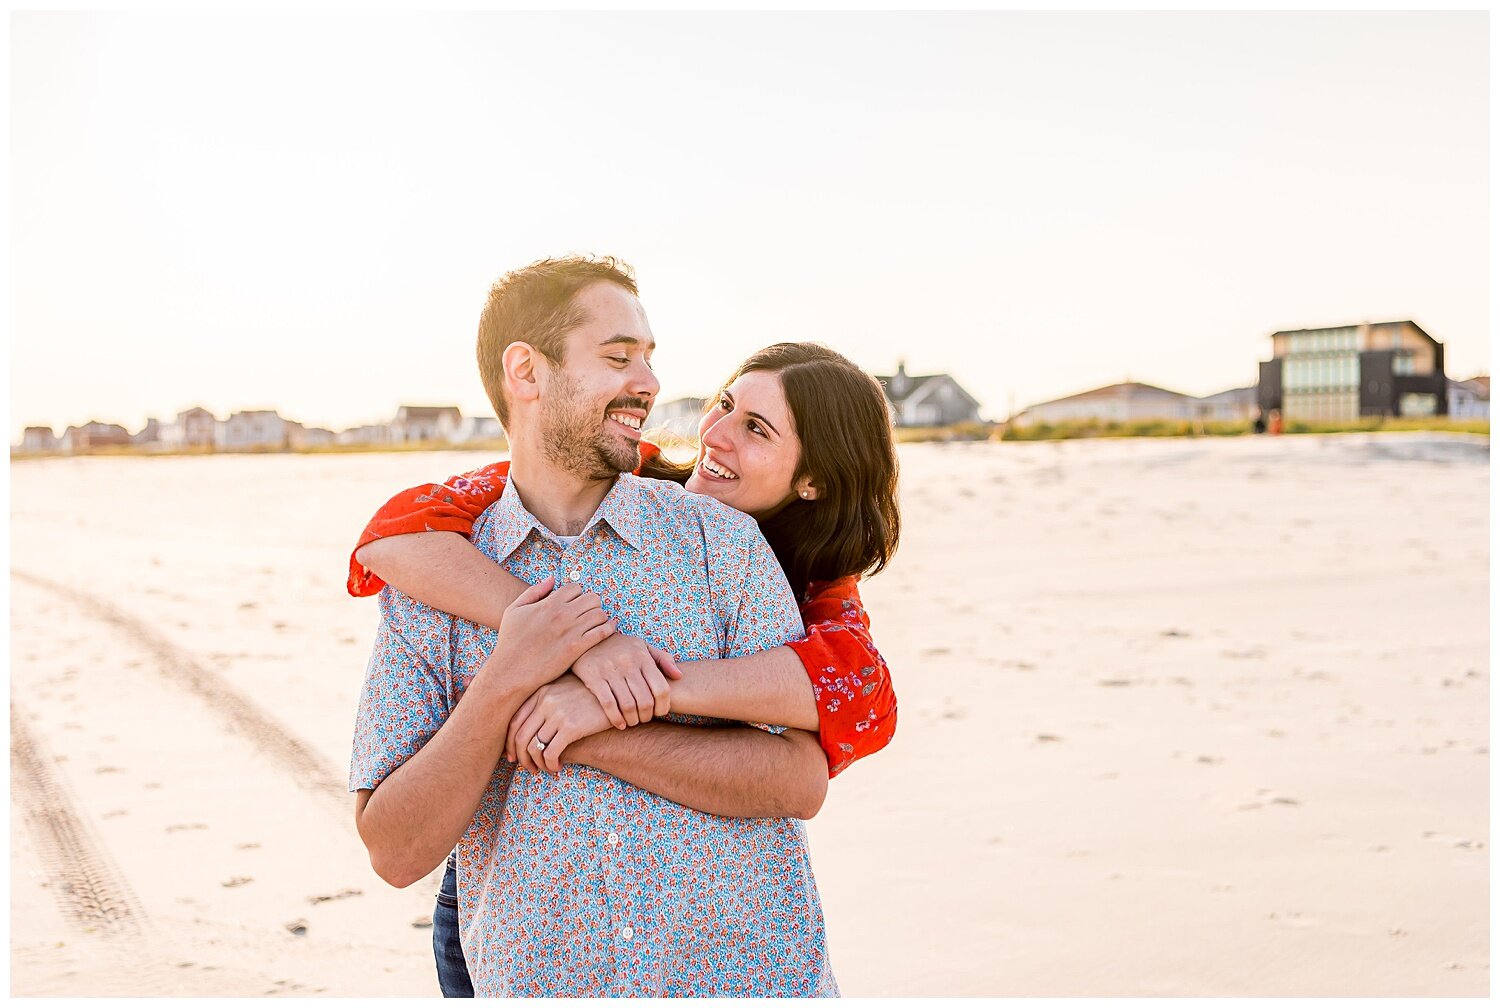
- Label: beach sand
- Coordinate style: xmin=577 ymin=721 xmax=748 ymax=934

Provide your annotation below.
xmin=9 ymin=433 xmax=1489 ymax=996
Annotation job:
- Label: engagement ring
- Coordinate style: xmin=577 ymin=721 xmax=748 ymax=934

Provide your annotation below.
xmin=534 ymin=739 xmax=547 ymax=751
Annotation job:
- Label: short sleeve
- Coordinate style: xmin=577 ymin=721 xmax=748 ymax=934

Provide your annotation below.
xmin=348 ymin=588 xmax=460 ymax=791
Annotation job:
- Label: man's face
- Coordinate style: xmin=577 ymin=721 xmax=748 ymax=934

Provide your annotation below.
xmin=538 ymin=282 xmax=660 ymax=480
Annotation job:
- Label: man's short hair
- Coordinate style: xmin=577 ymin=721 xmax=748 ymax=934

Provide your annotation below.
xmin=476 ymin=256 xmax=639 ymax=427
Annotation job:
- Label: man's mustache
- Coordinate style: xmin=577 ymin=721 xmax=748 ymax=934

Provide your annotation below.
xmin=605 ymin=397 xmax=651 ymax=414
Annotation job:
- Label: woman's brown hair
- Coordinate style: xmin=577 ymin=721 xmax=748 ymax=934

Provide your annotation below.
xmin=641 ymin=342 xmax=901 ymax=594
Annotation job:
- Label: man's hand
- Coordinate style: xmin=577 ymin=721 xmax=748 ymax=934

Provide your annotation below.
xmin=570 ymin=633 xmax=682 ymax=729
xmin=479 ymin=576 xmax=616 ymax=693
xmin=506 ymin=673 xmax=616 ymax=774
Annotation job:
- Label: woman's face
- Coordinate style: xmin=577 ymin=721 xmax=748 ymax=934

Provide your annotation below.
xmin=684 ymin=370 xmax=813 ymax=520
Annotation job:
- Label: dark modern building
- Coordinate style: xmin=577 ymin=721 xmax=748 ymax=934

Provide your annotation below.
xmin=1257 ymin=320 xmax=1447 ymax=422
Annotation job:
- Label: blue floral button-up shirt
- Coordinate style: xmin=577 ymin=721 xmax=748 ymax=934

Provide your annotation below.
xmin=349 ymin=474 xmax=838 ymax=996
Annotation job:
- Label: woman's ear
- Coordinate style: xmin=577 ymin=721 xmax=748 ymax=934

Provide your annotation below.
xmin=795 ymin=476 xmax=819 ymax=501
xmin=503 ymin=342 xmax=541 ymax=406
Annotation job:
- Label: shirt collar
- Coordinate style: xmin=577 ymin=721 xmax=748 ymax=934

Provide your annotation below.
xmin=485 ymin=472 xmax=646 ymax=560
xmin=584 ymin=474 xmax=645 ymax=551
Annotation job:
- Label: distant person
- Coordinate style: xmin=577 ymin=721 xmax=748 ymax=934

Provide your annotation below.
xmin=347 ymin=256 xmax=901 ymax=996
xmin=1268 ymin=408 xmax=1284 ymax=436
xmin=1252 ymin=409 xmax=1267 ymax=435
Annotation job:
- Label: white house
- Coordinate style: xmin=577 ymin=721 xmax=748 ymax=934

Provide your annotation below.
xmin=1017 ymin=382 xmax=1197 ymax=424
xmin=337 ymin=424 xmax=392 ymax=447
xmin=161 ymin=407 xmax=219 ymax=450
xmin=18 ymin=426 xmax=57 ymax=453
xmin=389 ymin=405 xmax=463 ymax=444
xmin=217 ymin=410 xmax=290 ymax=450
xmin=453 ymin=415 xmax=506 ymax=445
xmin=1448 ymin=377 xmax=1489 ymax=419
xmin=288 ymin=423 xmax=337 ymax=449
xmin=1192 ymin=386 xmax=1258 ymax=423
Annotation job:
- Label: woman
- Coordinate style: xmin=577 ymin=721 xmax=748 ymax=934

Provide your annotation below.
xmin=349 ymin=342 xmax=901 ymax=996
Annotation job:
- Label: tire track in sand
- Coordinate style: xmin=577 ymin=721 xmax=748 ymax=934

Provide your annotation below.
xmin=12 ymin=569 xmax=348 ymax=817
xmin=10 ymin=703 xmax=144 ymax=937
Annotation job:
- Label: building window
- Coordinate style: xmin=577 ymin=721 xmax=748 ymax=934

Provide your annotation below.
xmin=1393 ymin=352 xmax=1416 ymax=376
xmin=1399 ymin=392 xmax=1437 ymax=417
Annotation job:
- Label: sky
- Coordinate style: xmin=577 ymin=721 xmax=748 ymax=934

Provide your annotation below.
xmin=9 ymin=11 xmax=1490 ymax=435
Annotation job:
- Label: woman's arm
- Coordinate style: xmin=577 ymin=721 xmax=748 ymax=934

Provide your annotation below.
xmin=347 ymin=460 xmax=513 ymax=598
xmin=668 ymin=647 xmax=818 ymax=730
xmin=670 ymin=577 xmax=897 ymax=776
xmin=356 ymin=532 xmax=524 ymax=631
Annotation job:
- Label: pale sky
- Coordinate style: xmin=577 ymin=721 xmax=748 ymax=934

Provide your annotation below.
xmin=9 ymin=11 xmax=1490 ymax=435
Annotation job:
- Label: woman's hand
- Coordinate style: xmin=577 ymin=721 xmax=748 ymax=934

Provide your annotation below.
xmin=506 ymin=674 xmax=616 ymax=774
xmin=477 ymin=577 xmax=616 ymax=695
xmin=571 ymin=633 xmax=683 ymax=729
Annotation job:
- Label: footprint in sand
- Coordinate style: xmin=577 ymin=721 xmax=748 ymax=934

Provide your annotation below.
xmin=285 ymin=919 xmax=309 ymax=936
xmin=308 ymin=888 xmax=363 ymax=905
xmin=1268 ymin=911 xmax=1317 ymax=930
xmin=1422 ymin=831 xmax=1484 ymax=850
xmin=221 ymin=876 xmax=254 ymax=888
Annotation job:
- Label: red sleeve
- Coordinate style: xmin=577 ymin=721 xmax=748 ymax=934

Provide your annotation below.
xmin=345 ymin=460 xmax=512 ymax=597
xmin=785 ymin=576 xmax=897 ymax=778
xmin=345 ymin=442 xmax=663 ymax=598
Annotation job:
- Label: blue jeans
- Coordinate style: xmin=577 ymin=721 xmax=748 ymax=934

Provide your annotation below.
xmin=433 ymin=855 xmax=474 ymax=997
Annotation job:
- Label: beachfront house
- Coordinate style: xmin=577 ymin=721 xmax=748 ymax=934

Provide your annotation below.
xmin=1016 ymin=382 xmax=1198 ymax=424
xmin=160 ymin=406 xmax=219 ymax=450
xmin=1257 ymin=320 xmax=1448 ymax=422
xmin=59 ymin=421 xmax=132 ymax=453
xmin=288 ymin=423 xmax=337 ymax=450
xmin=133 ymin=418 xmax=163 ymax=446
xmin=649 ymin=397 xmax=710 ymax=441
xmin=337 ymin=424 xmax=392 ymax=447
xmin=1192 ymin=386 xmax=1258 ymax=423
xmin=875 ymin=362 xmax=983 ymax=428
xmin=18 ymin=426 xmax=57 ymax=453
xmin=217 ymin=410 xmax=290 ymax=451
xmin=389 ymin=405 xmax=463 ymax=444
xmin=453 ymin=415 xmax=505 ymax=445
xmin=1447 ymin=377 xmax=1489 ymax=420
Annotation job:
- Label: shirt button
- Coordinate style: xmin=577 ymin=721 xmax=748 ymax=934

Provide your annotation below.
xmin=620 ymin=925 xmax=634 ymax=940
xmin=607 ymin=832 xmax=620 ymax=846
xmin=568 ymin=568 xmax=582 ymax=582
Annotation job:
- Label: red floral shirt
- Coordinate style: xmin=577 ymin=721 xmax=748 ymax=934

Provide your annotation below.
xmin=347 ymin=444 xmax=896 ymax=776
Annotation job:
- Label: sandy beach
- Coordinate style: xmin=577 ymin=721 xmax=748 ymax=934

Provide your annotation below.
xmin=9 ymin=433 xmax=1488 ymax=996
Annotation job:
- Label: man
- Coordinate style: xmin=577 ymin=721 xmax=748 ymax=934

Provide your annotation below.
xmin=349 ymin=256 xmax=837 ymax=996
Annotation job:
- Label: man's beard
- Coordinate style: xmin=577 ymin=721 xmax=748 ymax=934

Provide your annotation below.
xmin=540 ymin=371 xmax=642 ymax=480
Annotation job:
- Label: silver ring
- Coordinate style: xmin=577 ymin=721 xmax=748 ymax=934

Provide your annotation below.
xmin=534 ymin=739 xmax=547 ymax=751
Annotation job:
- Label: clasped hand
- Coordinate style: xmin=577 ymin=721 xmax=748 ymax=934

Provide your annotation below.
xmin=488 ymin=575 xmax=681 ymax=774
